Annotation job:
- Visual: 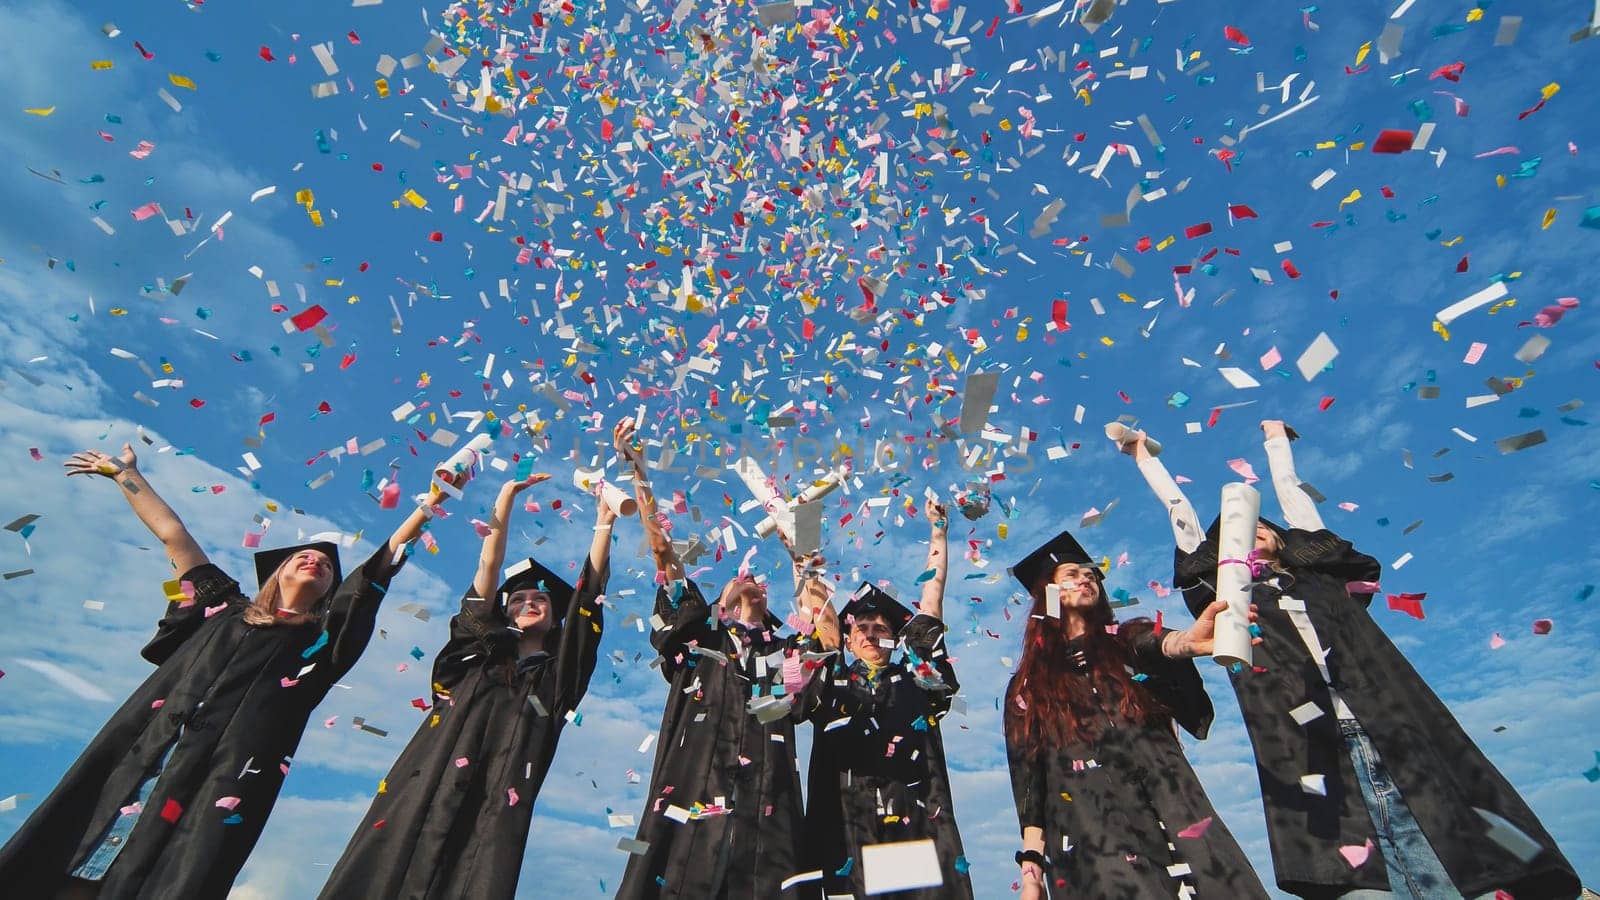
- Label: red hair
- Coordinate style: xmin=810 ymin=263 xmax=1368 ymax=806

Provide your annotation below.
xmin=1005 ymin=581 xmax=1169 ymax=756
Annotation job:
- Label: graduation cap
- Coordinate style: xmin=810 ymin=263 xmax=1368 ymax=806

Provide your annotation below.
xmin=1011 ymin=530 xmax=1099 ymax=596
xmin=498 ymin=557 xmax=574 ymax=625
xmin=253 ymin=541 xmax=342 ymax=590
xmin=840 ymin=582 xmax=914 ymax=636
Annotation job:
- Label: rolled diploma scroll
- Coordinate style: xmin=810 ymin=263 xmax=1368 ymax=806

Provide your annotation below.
xmin=573 ymin=468 xmax=638 ymax=518
xmin=1212 ymin=481 xmax=1261 ymax=668
xmin=755 ymin=468 xmax=846 ymax=538
xmin=432 ymin=433 xmax=494 ymax=495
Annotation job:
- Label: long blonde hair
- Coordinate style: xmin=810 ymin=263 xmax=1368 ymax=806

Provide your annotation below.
xmin=241 ymin=553 xmax=333 ymax=627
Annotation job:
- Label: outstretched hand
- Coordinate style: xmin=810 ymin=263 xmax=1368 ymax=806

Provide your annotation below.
xmin=925 ymin=496 xmax=948 ymax=532
xmin=502 ymin=472 xmax=551 ymax=497
xmin=1179 ymin=599 xmax=1263 ymax=658
xmin=65 ymin=443 xmax=137 ymax=479
xmin=613 ymin=419 xmax=643 ymax=463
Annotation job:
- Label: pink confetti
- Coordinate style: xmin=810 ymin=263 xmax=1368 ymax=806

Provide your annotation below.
xmin=1176 ymin=816 xmax=1213 ymax=838
xmin=1259 ymin=347 xmax=1282 ymax=370
xmin=215 ymin=796 xmax=241 ymax=810
xmin=508 ymin=788 xmax=520 ymax=806
xmin=1489 ymin=633 xmax=1506 ymax=650
xmin=1226 ymin=458 xmax=1260 ymax=484
xmin=455 ymin=757 xmax=470 ymax=768
xmin=1339 ymin=840 xmax=1373 ymax=868
xmin=324 ymin=716 xmax=339 ymax=728
xmin=130 ymin=202 xmax=162 ymax=221
xmin=1463 ymin=342 xmax=1487 ymax=365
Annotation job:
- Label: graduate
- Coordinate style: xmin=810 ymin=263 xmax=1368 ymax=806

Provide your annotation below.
xmin=316 ymin=423 xmax=632 ymax=900
xmin=1004 ymin=528 xmax=1269 ymax=900
xmin=800 ymin=496 xmax=973 ymax=900
xmin=1122 ymin=420 xmax=1580 ymax=899
xmin=614 ymin=436 xmax=838 ymax=900
xmin=0 ymin=442 xmax=442 ymax=900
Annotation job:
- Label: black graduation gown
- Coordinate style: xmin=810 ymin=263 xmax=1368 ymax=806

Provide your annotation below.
xmin=615 ymin=578 xmax=810 ymax=900
xmin=801 ymin=614 xmax=973 ymax=900
xmin=316 ymin=557 xmax=608 ymax=900
xmin=1175 ymin=528 xmax=1580 ymax=899
xmin=1003 ymin=625 xmax=1269 ymax=900
xmin=0 ymin=546 xmax=403 ymax=900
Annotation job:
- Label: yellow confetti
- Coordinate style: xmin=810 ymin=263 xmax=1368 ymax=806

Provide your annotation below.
xmin=23 ymin=106 xmax=56 ymax=116
xmin=375 ymin=78 xmax=390 ymax=98
xmin=1541 ymin=208 xmax=1557 ymax=229
xmin=1495 ymin=174 xmax=1507 ymax=189
xmin=1338 ymin=188 xmax=1362 ymax=210
xmin=295 ymin=188 xmax=315 ymax=208
xmin=168 ymin=73 xmax=197 ymax=90
xmin=402 ymin=188 xmax=427 ymax=208
xmin=1538 ymin=82 xmax=1560 ymax=100
xmin=1099 ymin=336 xmax=1115 ymax=347
xmin=1354 ymin=41 xmax=1372 ymax=67
xmin=308 ymin=209 xmax=324 ymax=227
xmin=1466 ymin=7 xmax=1484 ymax=21
xmin=997 ymin=523 xmax=1008 ymax=539
xmin=90 ymin=60 xmax=114 ymax=71
xmin=1155 ymin=236 xmax=1174 ymax=251
xmin=1432 ymin=319 xmax=1451 ymax=341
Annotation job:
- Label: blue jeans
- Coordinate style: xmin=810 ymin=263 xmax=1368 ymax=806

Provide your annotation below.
xmin=71 ymin=732 xmax=181 ymax=881
xmin=1338 ymin=720 xmax=1495 ymax=900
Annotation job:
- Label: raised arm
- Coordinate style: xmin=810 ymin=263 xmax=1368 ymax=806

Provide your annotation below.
xmin=1120 ymin=431 xmax=1205 ymax=554
xmin=1260 ymin=420 xmax=1326 ymax=531
xmin=616 ymin=420 xmax=684 ymax=583
xmin=472 ymin=474 xmax=552 ymax=600
xmin=552 ymin=495 xmax=618 ymax=710
xmin=919 ymin=495 xmax=950 ymax=620
xmin=774 ymin=519 xmax=840 ymax=650
xmin=66 ymin=444 xmax=208 ymax=574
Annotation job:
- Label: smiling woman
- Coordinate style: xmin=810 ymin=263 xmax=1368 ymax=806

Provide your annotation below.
xmin=0 ymin=443 xmax=445 ymax=900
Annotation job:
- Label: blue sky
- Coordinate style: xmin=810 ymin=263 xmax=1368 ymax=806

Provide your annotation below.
xmin=0 ymin=0 xmax=1596 ymax=897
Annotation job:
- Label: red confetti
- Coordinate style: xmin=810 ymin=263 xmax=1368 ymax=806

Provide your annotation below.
xmin=189 ymin=399 xmax=206 ymax=409
xmin=134 ymin=41 xmax=154 ymax=60
xmin=601 ymin=119 xmax=615 ymax=141
xmin=1386 ymin=593 xmax=1427 ymax=620
xmin=1372 ymin=130 xmax=1415 ymax=153
xmin=1183 ymin=222 xmax=1213 ymax=239
xmin=289 ymin=305 xmax=328 ymax=331
xmin=259 ymin=46 xmax=276 ymax=62
xmin=428 ymin=231 xmax=444 ymax=242
xmin=1228 ymin=204 xmax=1257 ymax=219
xmin=1281 ymin=259 xmax=1301 ymax=279
xmin=1532 ymin=619 xmax=1553 ymax=635
xmin=1428 ymin=61 xmax=1465 ymax=82
xmin=1318 ymin=396 xmax=1336 ymax=411
xmin=316 ymin=401 xmax=333 ymax=415
xmin=802 ymin=318 xmax=816 ymax=341
xmin=1051 ymin=299 xmax=1068 ymax=330
xmin=1223 ymin=25 xmax=1250 ymax=45
xmin=160 ymin=799 xmax=183 ymax=823
xmin=1455 ymin=255 xmax=1470 ymax=273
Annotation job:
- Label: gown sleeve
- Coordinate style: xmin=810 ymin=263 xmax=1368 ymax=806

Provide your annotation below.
xmin=551 ymin=556 xmax=610 ymax=713
xmin=899 ymin=614 xmax=960 ymax=719
xmin=1122 ymin=620 xmax=1214 ymax=740
xmin=648 ymin=578 xmax=718 ymax=682
xmin=1279 ymin=528 xmax=1383 ymax=608
xmin=141 ymin=563 xmax=244 ymax=665
xmin=1002 ymin=677 xmax=1048 ymax=833
xmin=431 ymin=586 xmax=518 ymax=692
xmin=318 ymin=544 xmax=410 ymax=683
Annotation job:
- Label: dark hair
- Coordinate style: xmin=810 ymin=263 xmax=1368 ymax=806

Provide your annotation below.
xmin=1005 ymin=576 xmax=1169 ymax=756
